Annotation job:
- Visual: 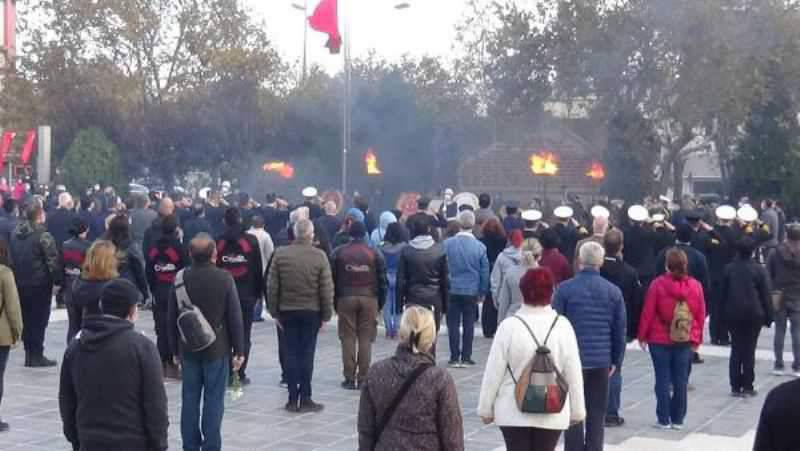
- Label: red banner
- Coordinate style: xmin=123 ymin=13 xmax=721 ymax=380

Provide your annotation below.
xmin=309 ymin=0 xmax=341 ymax=54
xmin=19 ymin=129 xmax=36 ymax=164
xmin=0 ymin=131 xmax=16 ymax=171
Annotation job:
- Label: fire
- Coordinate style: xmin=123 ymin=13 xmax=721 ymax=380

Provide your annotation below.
xmin=263 ymin=161 xmax=295 ymax=179
xmin=365 ymin=148 xmax=382 ymax=175
xmin=586 ymin=162 xmax=606 ymax=181
xmin=530 ymin=152 xmax=559 ymax=176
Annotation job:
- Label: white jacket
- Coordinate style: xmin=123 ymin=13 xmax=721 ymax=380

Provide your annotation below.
xmin=247 ymin=227 xmax=274 ymax=273
xmin=477 ymin=305 xmax=586 ymax=429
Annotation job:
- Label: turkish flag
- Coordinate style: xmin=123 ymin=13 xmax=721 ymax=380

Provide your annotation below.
xmin=309 ymin=0 xmax=342 ymax=54
xmin=20 ymin=129 xmax=36 ymax=165
xmin=0 ymin=131 xmax=16 ymax=172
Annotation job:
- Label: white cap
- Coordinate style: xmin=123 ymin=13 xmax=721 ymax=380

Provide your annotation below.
xmin=198 ymin=187 xmax=211 ymax=200
xmin=221 ymin=181 xmax=231 ymax=188
xmin=302 ymin=186 xmax=318 ymax=198
xmin=659 ymin=195 xmax=671 ymax=203
xmin=737 ymin=205 xmax=758 ymax=223
xmin=652 ymin=213 xmax=666 ymax=222
xmin=444 ymin=188 xmax=454 ymax=196
xmin=554 ymin=206 xmax=574 ymax=219
xmin=522 ymin=209 xmax=543 ymax=222
xmin=716 ymin=205 xmax=737 ymax=221
xmin=591 ymin=205 xmax=610 ymax=219
xmin=627 ymin=205 xmax=649 ymax=222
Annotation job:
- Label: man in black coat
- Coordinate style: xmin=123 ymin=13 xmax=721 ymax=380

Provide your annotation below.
xmin=46 ymin=192 xmax=77 ymax=250
xmin=707 ymin=206 xmax=741 ymax=345
xmin=182 ymin=203 xmax=214 ymax=249
xmin=754 ymin=379 xmax=800 ymax=451
xmin=0 ymin=198 xmax=18 ymax=244
xmin=600 ymin=229 xmax=643 ymax=428
xmin=59 ymin=279 xmax=168 ymax=451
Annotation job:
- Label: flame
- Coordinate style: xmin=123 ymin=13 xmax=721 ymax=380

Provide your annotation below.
xmin=262 ymin=161 xmax=295 ymax=179
xmin=586 ymin=162 xmax=606 ymax=180
xmin=530 ymin=152 xmax=559 ymax=176
xmin=365 ymin=148 xmax=382 ymax=175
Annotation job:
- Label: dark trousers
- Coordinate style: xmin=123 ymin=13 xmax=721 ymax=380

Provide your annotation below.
xmin=180 ymin=353 xmax=228 ymax=451
xmin=19 ymin=284 xmax=52 ymax=355
xmin=650 ymin=343 xmax=691 ymax=425
xmin=729 ymin=323 xmax=762 ymax=392
xmin=446 ymin=295 xmax=478 ymax=362
xmin=277 ymin=326 xmax=287 ymax=382
xmin=152 ymin=287 xmax=171 ymax=363
xmin=236 ymin=301 xmax=255 ymax=378
xmin=500 ymin=426 xmax=561 ymax=451
xmin=282 ymin=310 xmax=321 ymax=403
xmin=481 ymin=294 xmax=498 ymax=338
xmin=565 ymin=367 xmax=609 ymax=451
xmin=66 ymin=303 xmax=82 ymax=345
xmin=709 ymin=280 xmax=729 ymax=343
xmin=0 ymin=346 xmax=9 ymax=408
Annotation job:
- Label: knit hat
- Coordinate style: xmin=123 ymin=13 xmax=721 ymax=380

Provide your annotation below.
xmin=349 ymin=221 xmax=367 ymax=239
xmin=99 ymin=279 xmax=142 ymax=317
xmin=519 ymin=267 xmax=555 ymax=306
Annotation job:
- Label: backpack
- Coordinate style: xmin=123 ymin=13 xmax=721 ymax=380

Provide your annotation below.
xmin=174 ymin=269 xmax=217 ymax=352
xmin=507 ymin=315 xmax=569 ymax=414
xmin=669 ymin=297 xmax=693 ymax=343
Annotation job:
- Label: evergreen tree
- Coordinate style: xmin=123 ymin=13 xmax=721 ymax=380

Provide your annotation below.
xmin=61 ymin=128 xmax=124 ymax=193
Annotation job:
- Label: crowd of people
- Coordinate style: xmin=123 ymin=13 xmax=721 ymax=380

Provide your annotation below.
xmin=0 ymin=181 xmax=796 ymax=450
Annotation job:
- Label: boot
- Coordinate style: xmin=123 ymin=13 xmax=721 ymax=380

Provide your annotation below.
xmin=24 ymin=353 xmax=31 ymax=367
xmin=28 ymin=354 xmax=57 ymax=368
xmin=163 ymin=362 xmax=182 ymax=380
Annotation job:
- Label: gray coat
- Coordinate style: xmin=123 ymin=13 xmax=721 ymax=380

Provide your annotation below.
xmin=496 ymin=264 xmax=535 ymax=322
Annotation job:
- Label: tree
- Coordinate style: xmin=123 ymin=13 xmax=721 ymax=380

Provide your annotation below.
xmin=61 ymin=128 xmax=124 ymax=193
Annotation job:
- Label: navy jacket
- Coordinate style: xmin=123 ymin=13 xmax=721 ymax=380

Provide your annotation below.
xmin=553 ymin=269 xmax=626 ymax=369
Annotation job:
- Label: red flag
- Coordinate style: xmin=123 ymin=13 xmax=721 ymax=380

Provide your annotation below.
xmin=0 ymin=131 xmax=16 ymax=171
xmin=20 ymin=129 xmax=36 ymax=165
xmin=309 ymin=0 xmax=342 ymax=54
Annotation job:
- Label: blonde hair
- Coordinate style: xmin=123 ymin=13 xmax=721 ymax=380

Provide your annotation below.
xmin=290 ymin=206 xmax=310 ymax=225
xmin=521 ymin=238 xmax=542 ymax=268
xmin=398 ymin=306 xmax=436 ymax=354
xmin=82 ymin=240 xmax=119 ymax=281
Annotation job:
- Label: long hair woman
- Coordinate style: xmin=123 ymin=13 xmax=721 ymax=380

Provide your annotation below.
xmin=379 ymin=222 xmax=410 ymax=338
xmin=0 ymin=240 xmax=21 ymax=432
xmin=638 ymin=248 xmax=706 ymax=429
xmin=496 ymin=238 xmax=543 ymax=322
xmin=481 ymin=218 xmax=508 ymax=338
xmin=478 ymin=267 xmax=585 ymax=451
xmin=358 ymin=306 xmax=464 ymax=450
xmin=104 ymin=214 xmax=148 ymax=298
xmin=68 ymin=240 xmax=119 ymax=342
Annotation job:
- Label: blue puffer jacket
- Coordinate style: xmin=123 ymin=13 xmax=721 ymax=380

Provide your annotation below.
xmin=443 ymin=232 xmax=489 ymax=297
xmin=553 ymin=269 xmax=626 ymax=369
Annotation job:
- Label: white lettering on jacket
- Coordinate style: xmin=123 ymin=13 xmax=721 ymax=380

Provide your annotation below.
xmin=222 ymin=255 xmax=247 ymax=264
xmin=155 ymin=263 xmax=177 ymax=272
xmin=345 ymin=264 xmax=370 ymax=273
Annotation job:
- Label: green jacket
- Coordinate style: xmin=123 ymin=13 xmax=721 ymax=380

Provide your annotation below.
xmin=0 ymin=265 xmax=22 ymax=346
xmin=267 ymin=243 xmax=334 ymax=322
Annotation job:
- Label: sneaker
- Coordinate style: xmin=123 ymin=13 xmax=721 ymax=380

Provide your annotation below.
xmin=654 ymin=422 xmax=671 ymax=430
xmin=341 ymin=380 xmax=358 ymax=390
xmin=26 ymin=355 xmax=57 ymax=368
xmin=772 ymin=364 xmax=786 ymax=376
xmin=448 ymin=360 xmax=463 ymax=368
xmin=299 ymin=399 xmax=325 ymax=413
xmin=0 ymin=421 xmax=8 ymax=432
xmin=742 ymin=389 xmax=758 ymax=397
xmin=605 ymin=416 xmax=625 ymax=427
xmin=284 ymin=401 xmax=300 ymax=413
xmin=461 ymin=359 xmax=477 ymax=367
xmin=671 ymin=424 xmax=684 ymax=431
xmin=692 ymin=353 xmax=705 ymax=364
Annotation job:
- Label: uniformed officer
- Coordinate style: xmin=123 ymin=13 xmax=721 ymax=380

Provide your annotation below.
xmin=552 ymin=206 xmax=583 ymax=265
xmin=707 ymin=205 xmax=740 ymax=345
xmin=521 ymin=209 xmax=548 ymax=239
xmin=622 ymin=205 xmax=658 ymax=289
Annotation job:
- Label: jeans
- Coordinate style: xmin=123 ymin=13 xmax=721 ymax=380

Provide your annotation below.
xmin=565 ymin=368 xmax=609 ymax=451
xmin=446 ymin=294 xmax=478 ymax=362
xmin=180 ymin=353 xmax=228 ymax=451
xmin=282 ymin=310 xmax=321 ymax=403
xmin=773 ymin=307 xmax=800 ymax=370
xmin=277 ymin=325 xmax=287 ymax=382
xmin=649 ymin=344 xmax=692 ymax=426
xmin=383 ymin=273 xmax=400 ymax=336
xmin=607 ymin=359 xmax=623 ymax=418
xmin=337 ymin=296 xmax=378 ymax=381
xmin=729 ymin=323 xmax=762 ymax=391
xmin=500 ymin=426 xmax=561 ymax=451
xmin=0 ymin=346 xmax=9 ymax=408
xmin=19 ymin=284 xmax=52 ymax=355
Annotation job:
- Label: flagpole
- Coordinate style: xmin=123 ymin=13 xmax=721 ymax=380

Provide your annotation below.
xmin=302 ymin=0 xmax=308 ymax=81
xmin=341 ymin=0 xmax=351 ymax=196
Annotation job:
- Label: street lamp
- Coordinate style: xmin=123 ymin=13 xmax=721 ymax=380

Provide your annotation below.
xmin=394 ymin=2 xmax=411 ymax=9
xmin=290 ymin=1 xmax=309 ymax=82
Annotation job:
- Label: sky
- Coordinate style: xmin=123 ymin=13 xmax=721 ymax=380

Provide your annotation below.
xmin=247 ymin=0 xmax=471 ymax=74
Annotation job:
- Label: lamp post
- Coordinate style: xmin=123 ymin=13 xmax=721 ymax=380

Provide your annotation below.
xmin=290 ymin=1 xmax=309 ymax=82
xmin=341 ymin=1 xmax=411 ymax=196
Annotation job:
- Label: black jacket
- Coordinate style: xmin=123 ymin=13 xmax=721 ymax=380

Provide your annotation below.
xmin=59 ymin=315 xmax=168 ymax=451
xmin=168 ymin=262 xmax=245 ymax=361
xmin=47 ymin=208 xmax=78 ymax=249
xmin=708 ymin=225 xmax=740 ymax=284
xmin=601 ymin=256 xmax=643 ymax=340
xmin=331 ymin=240 xmax=387 ymax=309
xmin=396 ymin=238 xmax=449 ymax=314
xmin=768 ymin=243 xmax=800 ymax=307
xmin=0 ymin=215 xmax=17 ymax=244
xmin=216 ymin=226 xmax=264 ymax=304
xmin=621 ymin=224 xmax=658 ymax=278
xmin=656 ymin=243 xmax=710 ymax=296
xmin=145 ymin=234 xmax=189 ymax=290
xmin=9 ymin=220 xmax=62 ymax=288
xmin=68 ymin=278 xmax=108 ymax=341
xmin=316 ymin=215 xmax=342 ymax=247
xmin=754 ymin=379 xmax=800 ymax=451
xmin=116 ymin=242 xmax=148 ymax=298
xmin=722 ymin=258 xmax=773 ymax=326
xmin=261 ymin=205 xmax=290 ymax=239
xmin=182 ymin=216 xmax=213 ymax=248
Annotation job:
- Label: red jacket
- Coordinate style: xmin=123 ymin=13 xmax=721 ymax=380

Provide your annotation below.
xmin=540 ymin=248 xmax=573 ymax=285
xmin=638 ymin=274 xmax=706 ymax=347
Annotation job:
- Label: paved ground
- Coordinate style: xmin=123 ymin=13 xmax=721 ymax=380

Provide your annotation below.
xmin=0 ymin=307 xmax=793 ymax=451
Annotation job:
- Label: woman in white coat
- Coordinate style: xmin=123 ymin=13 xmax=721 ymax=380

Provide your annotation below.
xmin=477 ymin=267 xmax=585 ymax=451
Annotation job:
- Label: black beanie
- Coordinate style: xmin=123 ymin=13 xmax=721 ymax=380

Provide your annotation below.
xmin=99 ymin=279 xmax=142 ymax=318
xmin=349 ymin=221 xmax=367 ymax=239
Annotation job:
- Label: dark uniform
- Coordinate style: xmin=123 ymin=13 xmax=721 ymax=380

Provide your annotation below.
xmin=61 ymin=236 xmax=90 ymax=342
xmin=553 ymin=222 xmax=581 ymax=265
xmin=707 ymin=224 xmax=740 ymax=344
xmin=621 ymin=223 xmax=658 ymax=289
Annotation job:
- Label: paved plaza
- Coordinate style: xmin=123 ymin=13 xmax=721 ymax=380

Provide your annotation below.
xmin=0 ymin=307 xmax=791 ymax=451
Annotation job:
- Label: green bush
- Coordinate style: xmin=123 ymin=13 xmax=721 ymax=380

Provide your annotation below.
xmin=61 ymin=128 xmax=124 ymax=193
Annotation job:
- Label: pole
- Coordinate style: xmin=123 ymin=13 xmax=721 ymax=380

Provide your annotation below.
xmin=341 ymin=0 xmax=351 ymax=195
xmin=302 ymin=0 xmax=308 ymax=82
